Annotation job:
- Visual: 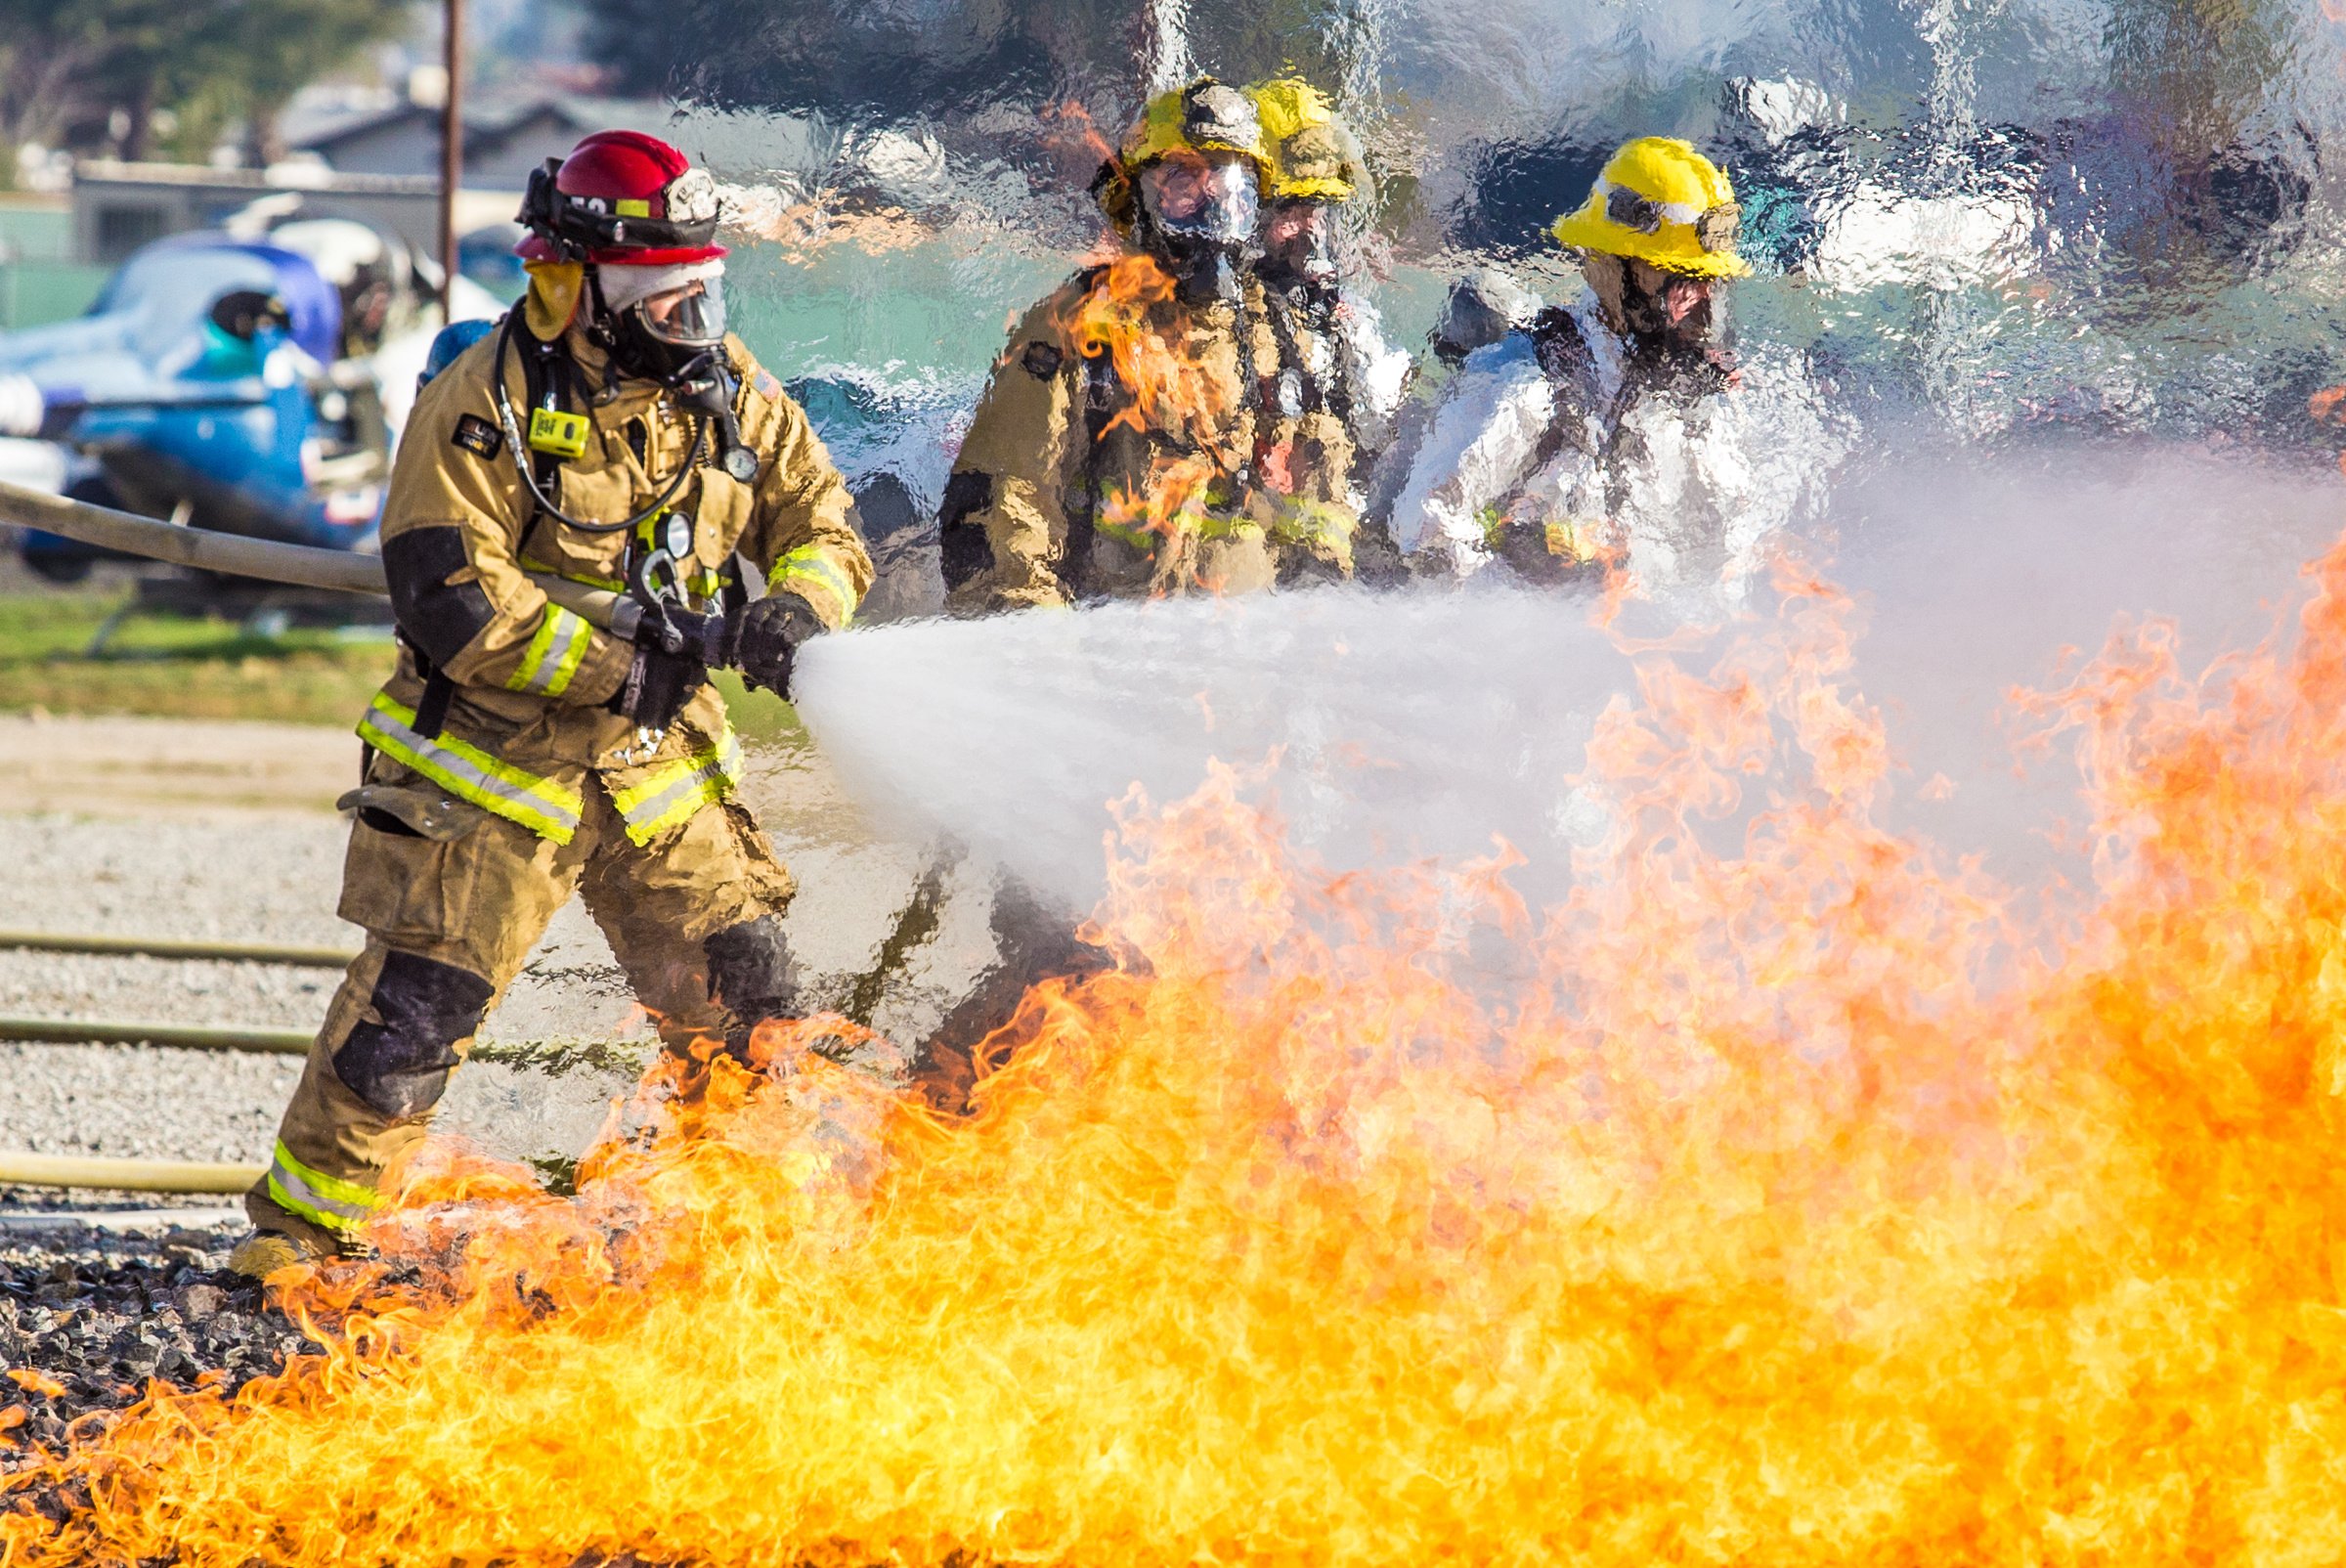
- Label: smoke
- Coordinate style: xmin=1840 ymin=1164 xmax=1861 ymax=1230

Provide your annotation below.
xmin=793 ymin=444 xmax=2345 ymax=919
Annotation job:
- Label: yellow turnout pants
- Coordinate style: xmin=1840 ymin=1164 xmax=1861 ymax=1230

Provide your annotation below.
xmin=246 ymin=756 xmax=796 ymax=1252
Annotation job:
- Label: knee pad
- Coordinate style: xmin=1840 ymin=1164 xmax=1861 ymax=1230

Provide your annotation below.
xmin=703 ymin=915 xmax=797 ymax=1023
xmin=332 ymin=951 xmax=495 ymax=1119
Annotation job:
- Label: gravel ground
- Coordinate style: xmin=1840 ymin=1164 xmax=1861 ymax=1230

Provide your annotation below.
xmin=0 ymin=714 xmax=1021 ymax=1460
xmin=0 ymin=806 xmax=673 ymax=1197
xmin=0 ymin=1223 xmax=321 ymax=1476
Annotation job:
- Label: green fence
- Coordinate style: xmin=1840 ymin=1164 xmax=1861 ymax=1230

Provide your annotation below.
xmin=0 ymin=199 xmax=105 ymax=329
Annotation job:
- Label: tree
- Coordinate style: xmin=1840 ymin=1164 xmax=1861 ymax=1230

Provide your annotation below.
xmin=572 ymin=0 xmax=1366 ymax=123
xmin=0 ymin=0 xmax=417 ymax=171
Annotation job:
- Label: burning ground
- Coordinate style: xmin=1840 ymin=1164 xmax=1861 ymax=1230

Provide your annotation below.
xmin=10 ymin=535 xmax=2346 ymax=1564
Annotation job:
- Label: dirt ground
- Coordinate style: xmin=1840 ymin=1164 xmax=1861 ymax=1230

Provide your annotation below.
xmin=0 ymin=710 xmax=355 ymax=819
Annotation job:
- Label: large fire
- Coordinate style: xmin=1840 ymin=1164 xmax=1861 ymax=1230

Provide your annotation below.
xmin=9 ymin=536 xmax=2346 ymax=1565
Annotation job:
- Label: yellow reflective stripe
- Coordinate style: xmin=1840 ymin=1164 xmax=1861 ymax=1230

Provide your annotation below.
xmin=357 ymin=695 xmax=583 ymax=846
xmin=504 ymin=603 xmax=590 ymax=697
xmin=506 ymin=605 xmax=561 ymax=692
xmin=1266 ymin=501 xmax=1356 ymax=546
xmin=766 ymin=545 xmax=860 ymax=626
xmin=542 ymin=608 xmax=590 ymax=696
xmin=1195 ymin=516 xmax=1267 ymax=543
xmin=611 ymin=728 xmax=745 ymax=848
xmin=266 ymin=1140 xmax=379 ymax=1234
xmin=1097 ymin=515 xmax=1157 ymax=552
xmin=518 ymin=554 xmax=628 ymax=593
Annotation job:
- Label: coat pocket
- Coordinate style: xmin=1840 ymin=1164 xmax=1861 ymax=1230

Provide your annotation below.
xmin=336 ymin=817 xmax=465 ymax=944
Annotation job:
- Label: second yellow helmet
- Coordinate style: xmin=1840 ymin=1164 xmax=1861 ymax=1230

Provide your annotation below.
xmin=1548 ymin=137 xmax=1750 ymax=279
xmin=1249 ymin=78 xmax=1362 ymax=204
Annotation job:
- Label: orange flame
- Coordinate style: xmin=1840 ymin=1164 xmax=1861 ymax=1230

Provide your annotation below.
xmin=1057 ymin=254 xmax=1253 ymax=567
xmin=14 ymin=541 xmax=2346 ymax=1562
xmin=1063 ymin=254 xmax=1238 ymax=446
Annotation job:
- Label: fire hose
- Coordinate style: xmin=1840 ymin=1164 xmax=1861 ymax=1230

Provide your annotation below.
xmin=0 ymin=476 xmax=643 ymax=637
xmin=0 ymin=931 xmax=358 ymax=967
xmin=0 ymin=1151 xmax=262 ymax=1195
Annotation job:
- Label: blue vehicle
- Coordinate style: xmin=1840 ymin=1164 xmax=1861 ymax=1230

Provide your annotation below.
xmin=0 ymin=229 xmax=398 ymax=584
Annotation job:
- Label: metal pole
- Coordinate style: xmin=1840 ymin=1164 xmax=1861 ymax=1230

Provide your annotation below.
xmin=440 ymin=0 xmax=466 ymax=325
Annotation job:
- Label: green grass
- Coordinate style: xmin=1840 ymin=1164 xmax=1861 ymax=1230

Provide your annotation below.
xmin=0 ymin=588 xmax=815 ymax=736
xmin=0 ymin=588 xmax=396 ymax=725
xmin=709 ymin=669 xmax=808 ymax=746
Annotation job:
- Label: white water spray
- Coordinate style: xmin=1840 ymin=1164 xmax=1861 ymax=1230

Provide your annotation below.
xmin=793 ymin=448 xmax=2346 ymax=920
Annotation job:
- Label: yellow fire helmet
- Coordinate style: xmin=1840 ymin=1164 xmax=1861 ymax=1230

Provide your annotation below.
xmin=1095 ymin=77 xmax=1272 ymax=231
xmin=1250 ymin=77 xmax=1361 ymax=203
xmin=1120 ymin=78 xmax=1271 ymax=176
xmin=1548 ymin=136 xmax=1751 ymax=279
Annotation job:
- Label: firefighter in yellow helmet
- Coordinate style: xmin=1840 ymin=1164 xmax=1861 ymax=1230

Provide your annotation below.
xmin=1386 ymin=136 xmax=1831 ymax=596
xmin=1246 ymin=79 xmax=1411 ymax=581
xmin=935 ymin=77 xmax=1359 ymax=613
xmin=229 ymin=131 xmax=873 ymax=1277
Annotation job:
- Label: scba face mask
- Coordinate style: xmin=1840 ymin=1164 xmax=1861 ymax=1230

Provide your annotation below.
xmin=597 ymin=265 xmax=729 ymax=382
xmin=1140 ymin=154 xmax=1260 ymax=247
xmin=1139 ymin=153 xmax=1260 ymax=301
xmin=1263 ymin=198 xmax=1340 ymax=291
xmin=617 ymin=281 xmax=727 ymax=381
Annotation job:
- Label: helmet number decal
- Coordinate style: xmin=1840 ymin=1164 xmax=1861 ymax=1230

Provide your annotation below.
xmin=1605 ymin=184 xmax=1664 ymax=236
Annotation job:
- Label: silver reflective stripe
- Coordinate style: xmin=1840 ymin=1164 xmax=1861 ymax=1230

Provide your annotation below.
xmin=266 ymin=1146 xmax=376 ymax=1235
xmin=507 ymin=604 xmax=591 ymax=697
xmin=357 ymin=695 xmax=583 ymax=845
xmin=614 ymin=730 xmax=745 ymax=846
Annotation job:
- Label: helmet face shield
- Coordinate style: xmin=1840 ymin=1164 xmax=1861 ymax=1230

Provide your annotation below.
xmin=636 ymin=278 xmax=726 ymax=352
xmin=1139 ymin=152 xmax=1260 ymax=248
xmin=598 ymin=269 xmax=728 ymax=382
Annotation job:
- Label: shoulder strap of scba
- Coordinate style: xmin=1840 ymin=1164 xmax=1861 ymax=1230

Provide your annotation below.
xmin=510 ymin=320 xmax=746 ymax=610
xmin=520 ymin=330 xmax=587 ymax=501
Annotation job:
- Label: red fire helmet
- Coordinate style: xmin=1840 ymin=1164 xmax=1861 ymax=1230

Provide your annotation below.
xmin=514 ymin=130 xmax=727 ymax=266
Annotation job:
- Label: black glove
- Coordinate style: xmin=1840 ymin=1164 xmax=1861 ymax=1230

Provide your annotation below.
xmin=610 ymin=644 xmax=706 ymax=731
xmin=638 ymin=605 xmax=737 ymax=667
xmin=734 ymin=590 xmax=826 ymax=698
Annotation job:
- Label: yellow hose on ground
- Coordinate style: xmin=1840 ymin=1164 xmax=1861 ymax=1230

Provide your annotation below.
xmin=0 ymin=1151 xmax=263 ymax=1194
xmin=0 ymin=932 xmax=358 ymax=968
xmin=0 ymin=1018 xmax=312 ymax=1054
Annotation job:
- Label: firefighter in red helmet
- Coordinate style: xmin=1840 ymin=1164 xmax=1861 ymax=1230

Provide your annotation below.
xmin=230 ymin=131 xmax=873 ymax=1277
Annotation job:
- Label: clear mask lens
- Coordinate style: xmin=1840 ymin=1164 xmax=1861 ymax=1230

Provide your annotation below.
xmin=1268 ymin=200 xmax=1338 ymax=280
xmin=637 ymin=280 xmax=726 ymax=350
xmin=1140 ymin=156 xmax=1259 ymax=248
